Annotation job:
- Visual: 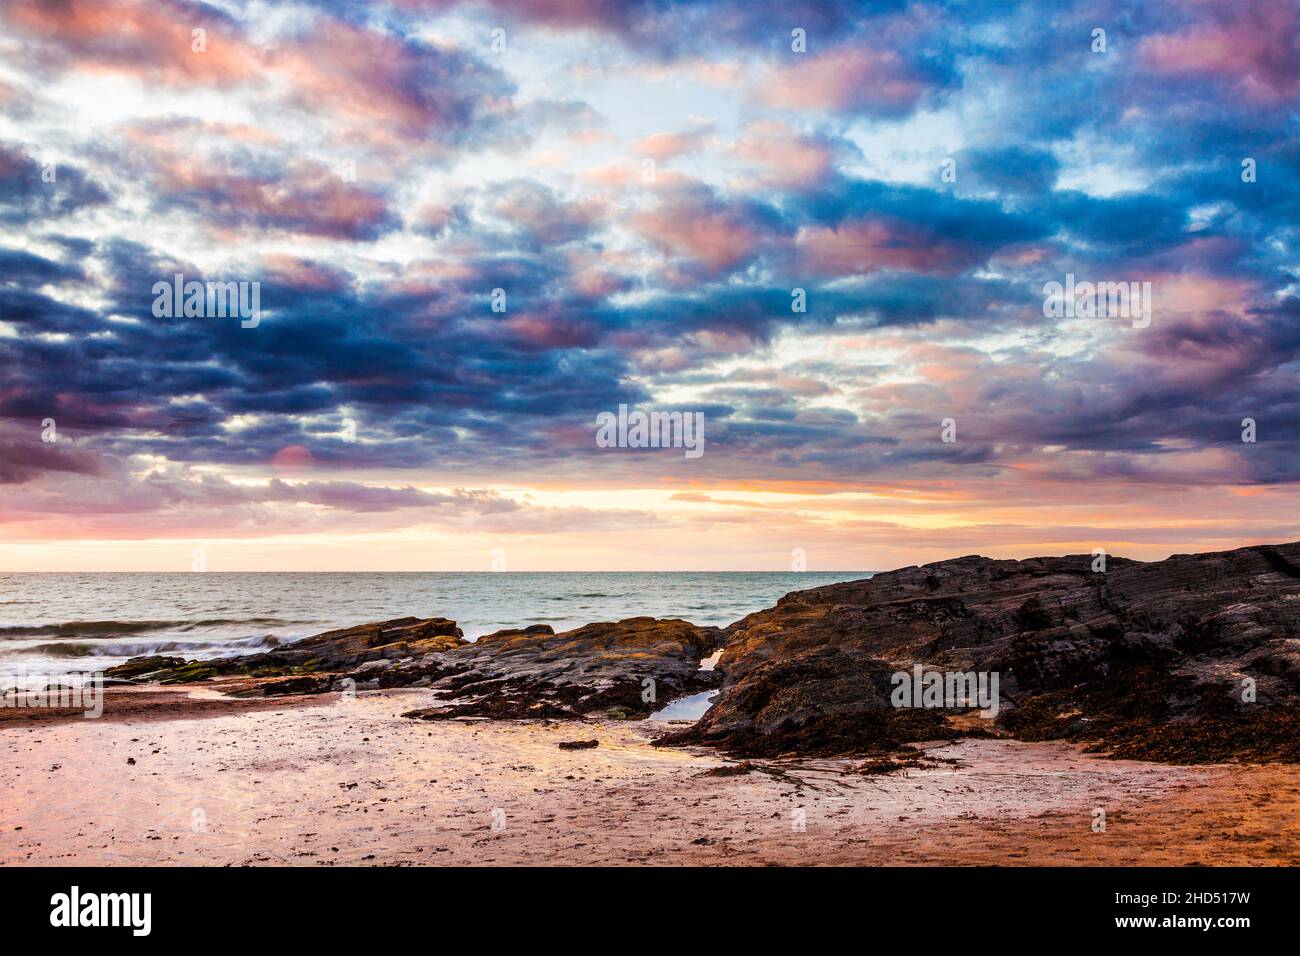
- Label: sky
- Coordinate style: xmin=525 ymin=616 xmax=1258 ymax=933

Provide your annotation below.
xmin=0 ymin=0 xmax=1297 ymax=571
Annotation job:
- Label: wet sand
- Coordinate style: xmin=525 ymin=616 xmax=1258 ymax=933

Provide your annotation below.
xmin=2 ymin=687 xmax=1298 ymax=866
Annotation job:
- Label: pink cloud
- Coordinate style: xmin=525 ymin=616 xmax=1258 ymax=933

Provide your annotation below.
xmin=582 ymin=161 xmax=636 ymax=188
xmin=272 ymin=445 xmax=316 ymax=471
xmin=566 ymin=250 xmax=632 ymax=299
xmin=5 ymin=0 xmax=261 ymax=86
xmin=1142 ymin=0 xmax=1300 ymax=101
xmin=796 ymin=218 xmax=978 ymax=276
xmin=634 ymin=127 xmax=714 ymax=161
xmin=758 ymin=47 xmax=926 ymax=115
xmin=502 ymin=313 xmax=598 ymax=349
xmin=260 ymin=255 xmax=352 ymax=293
xmin=153 ymin=155 xmax=393 ymax=239
xmin=634 ymin=191 xmax=764 ymax=275
xmin=273 ymin=21 xmax=482 ymax=145
xmin=1153 ymin=272 xmax=1253 ymax=315
xmin=4 ymin=4 xmax=508 ymax=155
xmin=730 ymin=120 xmax=833 ymax=188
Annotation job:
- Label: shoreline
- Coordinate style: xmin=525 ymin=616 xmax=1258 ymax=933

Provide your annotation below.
xmin=3 ymin=688 xmax=1297 ymax=866
xmin=0 ymin=683 xmax=333 ymax=726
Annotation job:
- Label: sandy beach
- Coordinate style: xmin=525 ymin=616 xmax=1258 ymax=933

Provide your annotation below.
xmin=3 ymin=685 xmax=1297 ymax=866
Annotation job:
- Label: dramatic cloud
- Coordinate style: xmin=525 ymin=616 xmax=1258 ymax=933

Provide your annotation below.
xmin=1 ymin=0 xmax=1297 ymax=568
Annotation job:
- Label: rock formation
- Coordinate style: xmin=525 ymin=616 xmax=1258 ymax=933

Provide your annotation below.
xmin=400 ymin=617 xmax=722 ymax=720
xmin=106 ymin=615 xmax=722 ymax=720
xmin=105 ymin=542 xmax=1300 ymax=763
xmin=661 ymin=543 xmax=1300 ymax=762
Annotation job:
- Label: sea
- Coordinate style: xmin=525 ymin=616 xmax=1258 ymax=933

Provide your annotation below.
xmin=0 ymin=571 xmax=868 ymax=684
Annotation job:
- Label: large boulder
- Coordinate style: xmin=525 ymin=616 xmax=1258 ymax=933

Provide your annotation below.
xmin=661 ymin=543 xmax=1300 ymax=761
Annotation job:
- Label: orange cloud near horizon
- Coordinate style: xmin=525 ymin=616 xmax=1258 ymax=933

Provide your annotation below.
xmin=2 ymin=472 xmax=1295 ymax=572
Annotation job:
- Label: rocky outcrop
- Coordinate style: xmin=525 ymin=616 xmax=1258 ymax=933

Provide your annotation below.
xmin=274 ymin=617 xmax=467 ymax=665
xmin=660 ymin=543 xmax=1300 ymax=762
xmin=106 ymin=614 xmax=723 ymax=720
xmin=103 ymin=542 xmax=1300 ymax=763
xmin=105 ymin=617 xmax=467 ymax=692
xmin=401 ymin=617 xmax=723 ymax=720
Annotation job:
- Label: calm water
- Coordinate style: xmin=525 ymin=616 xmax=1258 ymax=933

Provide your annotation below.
xmin=0 ymin=572 xmax=867 ymax=680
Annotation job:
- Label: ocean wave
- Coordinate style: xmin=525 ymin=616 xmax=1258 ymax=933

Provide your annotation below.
xmin=0 ymin=617 xmax=306 ymax=639
xmin=18 ymin=634 xmax=282 ymax=658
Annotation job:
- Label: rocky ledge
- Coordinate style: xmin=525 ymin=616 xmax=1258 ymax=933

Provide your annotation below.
xmin=105 ymin=542 xmax=1300 ymax=763
xmin=106 ymin=616 xmax=722 ymax=721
